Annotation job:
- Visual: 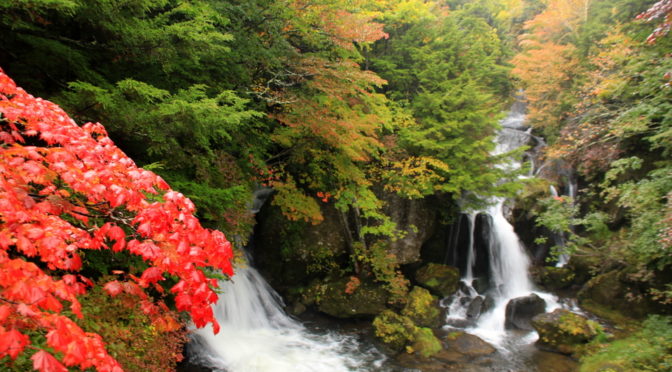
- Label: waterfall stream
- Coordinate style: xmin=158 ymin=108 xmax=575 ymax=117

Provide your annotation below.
xmin=443 ymin=103 xmax=560 ymax=349
xmin=187 ymin=266 xmax=385 ymax=372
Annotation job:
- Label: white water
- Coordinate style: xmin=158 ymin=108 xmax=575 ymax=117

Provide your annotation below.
xmin=444 ymin=105 xmax=560 ymax=348
xmin=189 ymin=266 xmax=382 ymax=372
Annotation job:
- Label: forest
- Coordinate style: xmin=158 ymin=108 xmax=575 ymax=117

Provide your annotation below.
xmin=0 ymin=0 xmax=670 ymax=371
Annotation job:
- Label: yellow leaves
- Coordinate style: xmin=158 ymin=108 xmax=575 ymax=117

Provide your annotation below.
xmin=378 ymin=156 xmax=449 ymax=199
xmin=271 ymin=177 xmax=324 ymax=225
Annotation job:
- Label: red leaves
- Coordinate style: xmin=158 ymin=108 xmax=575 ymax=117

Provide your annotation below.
xmin=0 ymin=328 xmax=29 ymax=359
xmin=31 ymin=350 xmax=68 ymax=372
xmin=637 ymin=0 xmax=672 ymax=43
xmin=103 ymin=281 xmax=123 ymax=296
xmin=0 ymin=69 xmax=235 ymax=368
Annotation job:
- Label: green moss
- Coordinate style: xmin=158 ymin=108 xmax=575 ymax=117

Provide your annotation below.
xmin=401 ymin=286 xmax=442 ymax=328
xmin=414 ymin=263 xmax=460 ymax=297
xmin=410 ymin=327 xmax=442 ymax=358
xmin=373 ymin=310 xmax=419 ymax=352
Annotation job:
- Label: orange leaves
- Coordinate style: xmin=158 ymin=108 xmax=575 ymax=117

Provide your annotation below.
xmin=0 ymin=68 xmax=235 ymax=368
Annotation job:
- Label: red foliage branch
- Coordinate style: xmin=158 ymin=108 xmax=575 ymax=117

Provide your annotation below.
xmin=0 ymin=69 xmax=234 ymax=371
xmin=637 ymin=0 xmax=672 ymax=43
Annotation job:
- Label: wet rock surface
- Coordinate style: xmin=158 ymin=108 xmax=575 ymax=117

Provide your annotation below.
xmin=505 ymin=293 xmax=547 ymax=331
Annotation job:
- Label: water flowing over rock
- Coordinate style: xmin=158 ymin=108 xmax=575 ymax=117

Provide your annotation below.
xmin=441 ymin=102 xmax=561 ymax=349
xmin=187 ymin=267 xmax=385 ymax=371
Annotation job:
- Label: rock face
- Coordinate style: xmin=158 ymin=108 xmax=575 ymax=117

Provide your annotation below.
xmin=254 ymin=203 xmax=348 ymax=289
xmin=380 ymin=191 xmax=437 ymax=264
xmin=505 ymin=294 xmax=546 ymax=330
xmin=401 ymin=286 xmax=443 ymax=328
xmin=532 ymin=309 xmax=598 ymax=355
xmin=372 ymin=310 xmax=441 ymax=358
xmin=414 ymin=263 xmax=460 ymax=298
xmin=307 ymin=277 xmax=388 ymax=318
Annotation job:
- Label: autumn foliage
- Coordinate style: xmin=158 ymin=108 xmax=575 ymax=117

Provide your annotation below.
xmin=0 ymin=69 xmax=234 ymax=370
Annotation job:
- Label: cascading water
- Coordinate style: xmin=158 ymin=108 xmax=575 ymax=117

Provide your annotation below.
xmin=186 ymin=189 xmax=386 ymax=372
xmin=187 ymin=265 xmax=384 ymax=372
xmin=443 ymin=103 xmax=559 ymax=349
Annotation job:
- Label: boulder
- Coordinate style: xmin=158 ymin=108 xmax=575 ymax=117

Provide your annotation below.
xmin=466 ymin=296 xmax=484 ymax=321
xmin=482 ymin=295 xmax=496 ymax=315
xmin=505 ymin=294 xmax=546 ymax=331
xmin=410 ymin=327 xmax=442 ymax=358
xmin=531 ymin=309 xmax=599 ymax=355
xmin=414 ymin=263 xmax=460 ymax=298
xmin=442 ymin=332 xmax=496 ymax=357
xmin=310 ymin=277 xmax=388 ymax=318
xmin=402 ymin=286 xmax=443 ymax=328
xmin=372 ymin=310 xmax=442 ymax=358
xmin=373 ymin=310 xmax=418 ymax=352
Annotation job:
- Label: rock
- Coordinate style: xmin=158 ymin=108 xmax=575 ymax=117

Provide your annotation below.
xmin=372 ymin=310 xmax=442 ymax=358
xmin=482 ymin=295 xmax=495 ymax=314
xmin=442 ymin=332 xmax=496 ymax=357
xmin=531 ymin=309 xmax=598 ymax=355
xmin=466 ymin=296 xmax=484 ymax=321
xmin=414 ymin=263 xmax=460 ymax=298
xmin=472 ymin=277 xmax=490 ymax=294
xmin=578 ymin=270 xmax=658 ymax=319
xmin=287 ymin=301 xmax=306 ymax=316
xmin=402 ymin=287 xmax=443 ymax=328
xmin=411 ymin=327 xmax=442 ymax=358
xmin=311 ymin=278 xmax=388 ymax=318
xmin=531 ymin=350 xmax=580 ymax=372
xmin=533 ymin=266 xmax=576 ymax=291
xmin=379 ymin=190 xmax=437 ymax=264
xmin=254 ymin=203 xmax=348 ymax=289
xmin=505 ymin=293 xmax=547 ymax=331
xmin=373 ymin=310 xmax=418 ymax=352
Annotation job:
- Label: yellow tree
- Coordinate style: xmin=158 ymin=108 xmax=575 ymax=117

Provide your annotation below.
xmin=511 ymin=0 xmax=591 ymax=132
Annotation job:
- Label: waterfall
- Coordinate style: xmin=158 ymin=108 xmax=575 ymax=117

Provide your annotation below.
xmin=187 ymin=266 xmax=381 ymax=372
xmin=187 ymin=190 xmax=384 ymax=372
xmin=443 ymin=103 xmax=559 ymax=348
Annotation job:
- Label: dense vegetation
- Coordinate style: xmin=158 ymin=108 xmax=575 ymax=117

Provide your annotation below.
xmin=1 ymin=0 xmax=671 ymax=370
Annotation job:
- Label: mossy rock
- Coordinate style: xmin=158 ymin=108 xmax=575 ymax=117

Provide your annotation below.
xmin=533 ymin=266 xmax=576 ymax=290
xmin=414 ymin=263 xmax=460 ymax=298
xmin=401 ymin=286 xmax=443 ymax=328
xmin=372 ymin=310 xmax=442 ymax=358
xmin=578 ymin=270 xmax=658 ymax=319
xmin=532 ymin=309 xmax=599 ymax=355
xmin=310 ymin=277 xmax=389 ymax=318
xmin=410 ymin=327 xmax=442 ymax=358
xmin=373 ymin=310 xmax=419 ymax=352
